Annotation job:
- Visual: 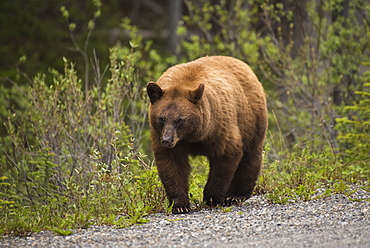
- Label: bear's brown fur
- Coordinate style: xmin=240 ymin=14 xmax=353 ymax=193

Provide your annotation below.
xmin=147 ymin=56 xmax=267 ymax=214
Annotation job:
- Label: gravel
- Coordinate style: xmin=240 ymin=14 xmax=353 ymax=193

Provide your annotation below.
xmin=1 ymin=185 xmax=370 ymax=248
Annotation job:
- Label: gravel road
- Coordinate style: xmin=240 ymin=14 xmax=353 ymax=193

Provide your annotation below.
xmin=2 ymin=185 xmax=370 ymax=248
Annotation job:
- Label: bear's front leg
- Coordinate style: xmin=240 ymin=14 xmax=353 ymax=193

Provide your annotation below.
xmin=203 ymin=152 xmax=242 ymax=207
xmin=154 ymin=149 xmax=191 ymax=214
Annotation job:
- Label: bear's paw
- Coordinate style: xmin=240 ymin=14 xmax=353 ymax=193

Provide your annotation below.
xmin=172 ymin=206 xmax=191 ymax=214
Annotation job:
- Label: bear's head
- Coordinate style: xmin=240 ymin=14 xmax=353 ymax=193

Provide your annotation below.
xmin=147 ymin=82 xmax=205 ymax=148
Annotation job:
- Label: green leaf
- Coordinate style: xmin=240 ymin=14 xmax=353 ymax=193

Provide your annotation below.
xmin=53 ymin=228 xmax=73 ymax=236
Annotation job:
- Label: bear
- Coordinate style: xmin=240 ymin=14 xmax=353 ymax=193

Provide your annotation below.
xmin=146 ymin=56 xmax=267 ymax=214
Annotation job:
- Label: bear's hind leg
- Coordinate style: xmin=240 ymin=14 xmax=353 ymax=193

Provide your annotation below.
xmin=226 ymin=144 xmax=263 ymax=205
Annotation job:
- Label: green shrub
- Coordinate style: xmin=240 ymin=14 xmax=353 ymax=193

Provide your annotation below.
xmin=336 ymin=62 xmax=370 ymax=169
xmin=0 ymin=2 xmax=171 ymax=235
xmin=0 ymin=46 xmax=167 ymax=235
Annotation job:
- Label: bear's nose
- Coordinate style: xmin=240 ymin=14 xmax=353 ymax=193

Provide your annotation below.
xmin=161 ymin=135 xmax=173 ymax=148
xmin=161 ymin=140 xmax=170 ymax=147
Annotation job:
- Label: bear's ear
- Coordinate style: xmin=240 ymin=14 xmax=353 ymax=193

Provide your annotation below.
xmin=147 ymin=82 xmax=164 ymax=104
xmin=189 ymin=83 xmax=205 ymax=104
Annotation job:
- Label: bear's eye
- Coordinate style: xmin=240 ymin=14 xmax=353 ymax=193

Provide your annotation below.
xmin=176 ymin=117 xmax=184 ymax=125
xmin=158 ymin=117 xmax=165 ymax=125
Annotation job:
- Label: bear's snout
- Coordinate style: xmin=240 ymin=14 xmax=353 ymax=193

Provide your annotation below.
xmin=161 ymin=127 xmax=178 ymax=148
xmin=161 ymin=135 xmax=173 ymax=148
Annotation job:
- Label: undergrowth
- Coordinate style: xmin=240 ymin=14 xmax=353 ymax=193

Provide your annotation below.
xmin=257 ymin=145 xmax=369 ymax=204
xmin=0 ymin=2 xmax=167 ymax=236
xmin=0 ymin=50 xmax=167 ymax=236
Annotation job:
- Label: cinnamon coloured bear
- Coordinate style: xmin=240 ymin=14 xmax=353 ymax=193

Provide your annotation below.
xmin=147 ymin=56 xmax=267 ymax=214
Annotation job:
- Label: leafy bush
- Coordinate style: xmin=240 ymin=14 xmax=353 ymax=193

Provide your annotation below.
xmin=0 ymin=46 xmax=167 ymax=235
xmin=336 ymin=62 xmax=370 ymax=168
xmin=0 ymin=1 xmax=170 ymax=235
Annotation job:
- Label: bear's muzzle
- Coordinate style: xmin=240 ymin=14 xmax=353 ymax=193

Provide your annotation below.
xmin=161 ymin=126 xmax=178 ymax=148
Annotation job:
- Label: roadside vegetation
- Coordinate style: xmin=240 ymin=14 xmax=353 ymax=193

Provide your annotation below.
xmin=1 ymin=0 xmax=369 ymax=236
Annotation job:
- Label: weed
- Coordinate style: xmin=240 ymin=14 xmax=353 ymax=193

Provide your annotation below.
xmin=265 ymin=187 xmax=296 ymax=204
xmin=361 ymin=184 xmax=370 ymax=192
xmin=331 ymin=180 xmax=350 ymax=194
xmin=348 ymin=198 xmax=370 ymax=202
xmin=221 ymin=206 xmax=234 ymax=213
xmin=165 ymin=218 xmax=184 ymax=222
xmin=53 ymin=228 xmax=73 ymax=236
xmin=114 ymin=207 xmax=151 ymax=229
xmin=188 ymin=156 xmax=208 ymax=210
xmin=294 ymin=185 xmax=316 ymax=201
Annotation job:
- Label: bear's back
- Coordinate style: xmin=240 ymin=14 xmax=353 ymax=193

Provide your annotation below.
xmin=157 ymin=56 xmax=265 ymax=116
xmin=156 ymin=56 xmax=263 ymax=100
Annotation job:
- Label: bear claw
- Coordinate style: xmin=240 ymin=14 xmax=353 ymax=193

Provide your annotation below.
xmin=172 ymin=206 xmax=191 ymax=214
